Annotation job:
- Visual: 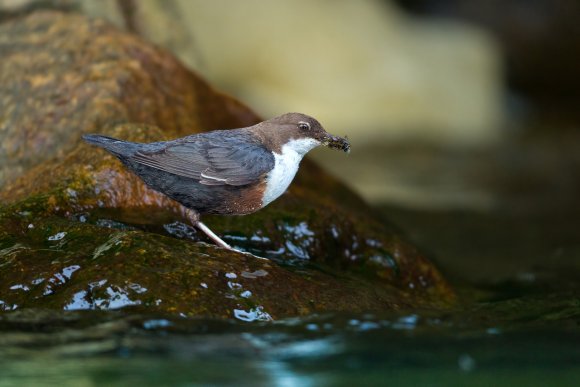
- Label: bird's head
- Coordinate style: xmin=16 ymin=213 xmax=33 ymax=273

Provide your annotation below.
xmin=255 ymin=113 xmax=350 ymax=155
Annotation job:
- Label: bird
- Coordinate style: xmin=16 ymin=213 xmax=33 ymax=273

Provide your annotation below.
xmin=83 ymin=112 xmax=350 ymax=249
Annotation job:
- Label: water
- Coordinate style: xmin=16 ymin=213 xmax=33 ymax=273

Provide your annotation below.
xmin=1 ymin=300 xmax=579 ymax=386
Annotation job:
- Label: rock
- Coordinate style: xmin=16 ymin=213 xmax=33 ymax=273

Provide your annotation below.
xmin=0 ymin=208 xmax=446 ymax=317
xmin=0 ymin=10 xmax=259 ymax=188
xmin=0 ymin=12 xmax=453 ymax=318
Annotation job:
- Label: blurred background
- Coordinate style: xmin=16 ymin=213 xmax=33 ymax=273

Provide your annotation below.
xmin=2 ymin=0 xmax=578 ymax=283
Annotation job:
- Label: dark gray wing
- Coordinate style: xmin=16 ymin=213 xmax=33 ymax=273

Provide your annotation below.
xmin=129 ymin=132 xmax=275 ymax=186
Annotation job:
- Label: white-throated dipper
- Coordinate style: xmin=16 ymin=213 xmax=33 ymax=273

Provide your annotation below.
xmin=83 ymin=113 xmax=350 ymax=249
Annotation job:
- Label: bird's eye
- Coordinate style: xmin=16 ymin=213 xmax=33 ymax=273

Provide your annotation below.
xmin=298 ymin=121 xmax=311 ymax=130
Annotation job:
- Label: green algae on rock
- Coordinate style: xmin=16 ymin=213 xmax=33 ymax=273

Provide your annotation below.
xmin=0 ymin=11 xmax=453 ymax=318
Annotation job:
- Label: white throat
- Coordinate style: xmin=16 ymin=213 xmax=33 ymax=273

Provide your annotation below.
xmin=262 ymin=138 xmax=320 ymax=207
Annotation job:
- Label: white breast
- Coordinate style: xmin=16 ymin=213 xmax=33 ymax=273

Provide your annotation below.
xmin=262 ymin=138 xmax=321 ymax=207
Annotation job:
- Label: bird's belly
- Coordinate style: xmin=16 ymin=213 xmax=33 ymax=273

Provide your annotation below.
xmin=174 ymin=182 xmax=265 ymax=215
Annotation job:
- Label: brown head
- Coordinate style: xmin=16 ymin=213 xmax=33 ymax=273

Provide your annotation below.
xmin=251 ymin=113 xmax=350 ymax=154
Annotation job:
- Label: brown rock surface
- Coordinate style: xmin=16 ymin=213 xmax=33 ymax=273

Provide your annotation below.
xmin=0 ymin=10 xmax=259 ymax=188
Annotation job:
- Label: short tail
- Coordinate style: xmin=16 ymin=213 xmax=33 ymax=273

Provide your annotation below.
xmin=82 ymin=134 xmax=138 ymax=156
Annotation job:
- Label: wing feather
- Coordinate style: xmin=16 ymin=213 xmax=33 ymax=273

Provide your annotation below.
xmin=129 ymin=132 xmax=275 ymax=186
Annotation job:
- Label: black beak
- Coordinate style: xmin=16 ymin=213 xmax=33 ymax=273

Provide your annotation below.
xmin=323 ymin=133 xmax=350 ymax=153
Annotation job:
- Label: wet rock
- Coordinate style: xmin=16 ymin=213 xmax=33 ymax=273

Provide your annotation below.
xmin=0 ymin=214 xmax=448 ymax=318
xmin=0 ymin=12 xmax=453 ymax=318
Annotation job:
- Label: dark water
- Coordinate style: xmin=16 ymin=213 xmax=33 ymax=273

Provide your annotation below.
xmin=1 ymin=204 xmax=579 ymax=386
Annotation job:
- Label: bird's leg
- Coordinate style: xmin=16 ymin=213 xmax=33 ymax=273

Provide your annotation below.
xmin=185 ymin=209 xmax=232 ymax=249
xmin=195 ymin=221 xmax=232 ymax=249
